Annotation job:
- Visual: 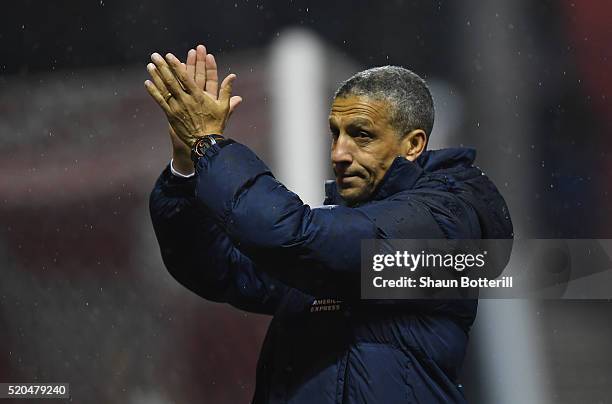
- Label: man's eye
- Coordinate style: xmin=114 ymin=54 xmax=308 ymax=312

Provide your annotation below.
xmin=357 ymin=130 xmax=372 ymax=138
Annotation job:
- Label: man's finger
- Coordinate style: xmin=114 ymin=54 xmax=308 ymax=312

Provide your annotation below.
xmin=164 ymin=53 xmax=200 ymax=96
xmin=146 ymin=64 xmax=180 ymax=111
xmin=219 ymin=73 xmax=237 ymax=104
xmin=144 ymin=80 xmax=172 ymax=116
xmin=147 ymin=63 xmax=171 ymax=97
xmin=229 ymin=96 xmax=243 ymax=115
xmin=205 ymin=53 xmax=219 ymax=98
xmin=195 ymin=44 xmax=207 ymax=90
xmin=151 ymin=53 xmax=185 ymax=98
xmin=147 ymin=64 xmax=180 ymax=109
xmin=186 ymin=48 xmax=196 ymax=82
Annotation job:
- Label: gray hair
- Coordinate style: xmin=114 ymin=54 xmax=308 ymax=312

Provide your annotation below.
xmin=334 ymin=66 xmax=434 ymax=139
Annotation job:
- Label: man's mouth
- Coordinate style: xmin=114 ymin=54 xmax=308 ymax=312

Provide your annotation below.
xmin=337 ymin=173 xmax=362 ymax=185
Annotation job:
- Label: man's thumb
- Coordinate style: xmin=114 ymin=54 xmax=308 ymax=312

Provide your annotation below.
xmin=229 ymin=96 xmax=243 ymax=116
xmin=219 ymin=74 xmax=237 ymax=104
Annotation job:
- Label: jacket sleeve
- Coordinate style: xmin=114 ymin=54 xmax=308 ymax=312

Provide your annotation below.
xmin=193 ymin=142 xmax=464 ymax=299
xmin=149 ymin=163 xmax=291 ymax=315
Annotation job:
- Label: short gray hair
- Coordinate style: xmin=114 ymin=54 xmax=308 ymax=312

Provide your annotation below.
xmin=334 ymin=66 xmax=434 ymax=139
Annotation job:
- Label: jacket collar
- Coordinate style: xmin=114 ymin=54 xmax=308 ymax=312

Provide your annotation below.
xmin=324 ymin=156 xmax=423 ymax=206
xmin=324 ymin=147 xmax=476 ymax=206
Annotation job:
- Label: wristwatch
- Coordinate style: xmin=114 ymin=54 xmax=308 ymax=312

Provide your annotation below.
xmin=191 ymin=134 xmax=226 ymax=164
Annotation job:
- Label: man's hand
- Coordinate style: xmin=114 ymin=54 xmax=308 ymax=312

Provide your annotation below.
xmin=145 ymin=44 xmax=243 ymax=175
xmin=145 ymin=47 xmax=241 ymax=149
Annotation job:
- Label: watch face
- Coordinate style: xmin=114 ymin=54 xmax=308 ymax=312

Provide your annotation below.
xmin=193 ymin=136 xmax=212 ymax=157
xmin=193 ymin=138 xmax=206 ymax=158
xmin=192 ymin=135 xmax=225 ymax=160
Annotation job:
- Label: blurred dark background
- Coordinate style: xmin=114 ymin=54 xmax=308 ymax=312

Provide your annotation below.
xmin=1 ymin=1 xmax=611 ymax=403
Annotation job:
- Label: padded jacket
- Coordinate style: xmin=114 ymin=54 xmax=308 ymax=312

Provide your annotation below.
xmin=149 ymin=141 xmax=513 ymax=404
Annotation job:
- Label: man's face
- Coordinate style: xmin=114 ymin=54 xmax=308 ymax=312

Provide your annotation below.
xmin=329 ymin=95 xmax=404 ymax=205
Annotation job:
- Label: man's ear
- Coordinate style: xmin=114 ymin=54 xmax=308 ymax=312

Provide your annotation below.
xmin=400 ymin=129 xmax=427 ymax=161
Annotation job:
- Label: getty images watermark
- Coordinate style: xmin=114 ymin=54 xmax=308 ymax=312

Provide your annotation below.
xmin=371 ymin=248 xmax=512 ymax=289
xmin=360 ymin=239 xmax=612 ymax=299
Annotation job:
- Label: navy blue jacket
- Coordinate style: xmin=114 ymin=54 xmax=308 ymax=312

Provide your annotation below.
xmin=149 ymin=142 xmax=513 ymax=404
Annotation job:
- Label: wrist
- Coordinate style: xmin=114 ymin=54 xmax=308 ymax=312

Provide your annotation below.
xmin=172 ymin=145 xmax=191 ymax=159
xmin=188 ymin=129 xmax=225 ymax=147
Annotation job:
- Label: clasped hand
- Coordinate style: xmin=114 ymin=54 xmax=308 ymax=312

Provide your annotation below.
xmin=144 ymin=45 xmax=241 ymax=148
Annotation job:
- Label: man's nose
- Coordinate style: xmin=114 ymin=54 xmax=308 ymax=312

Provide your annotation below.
xmin=331 ymin=134 xmax=353 ymax=165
